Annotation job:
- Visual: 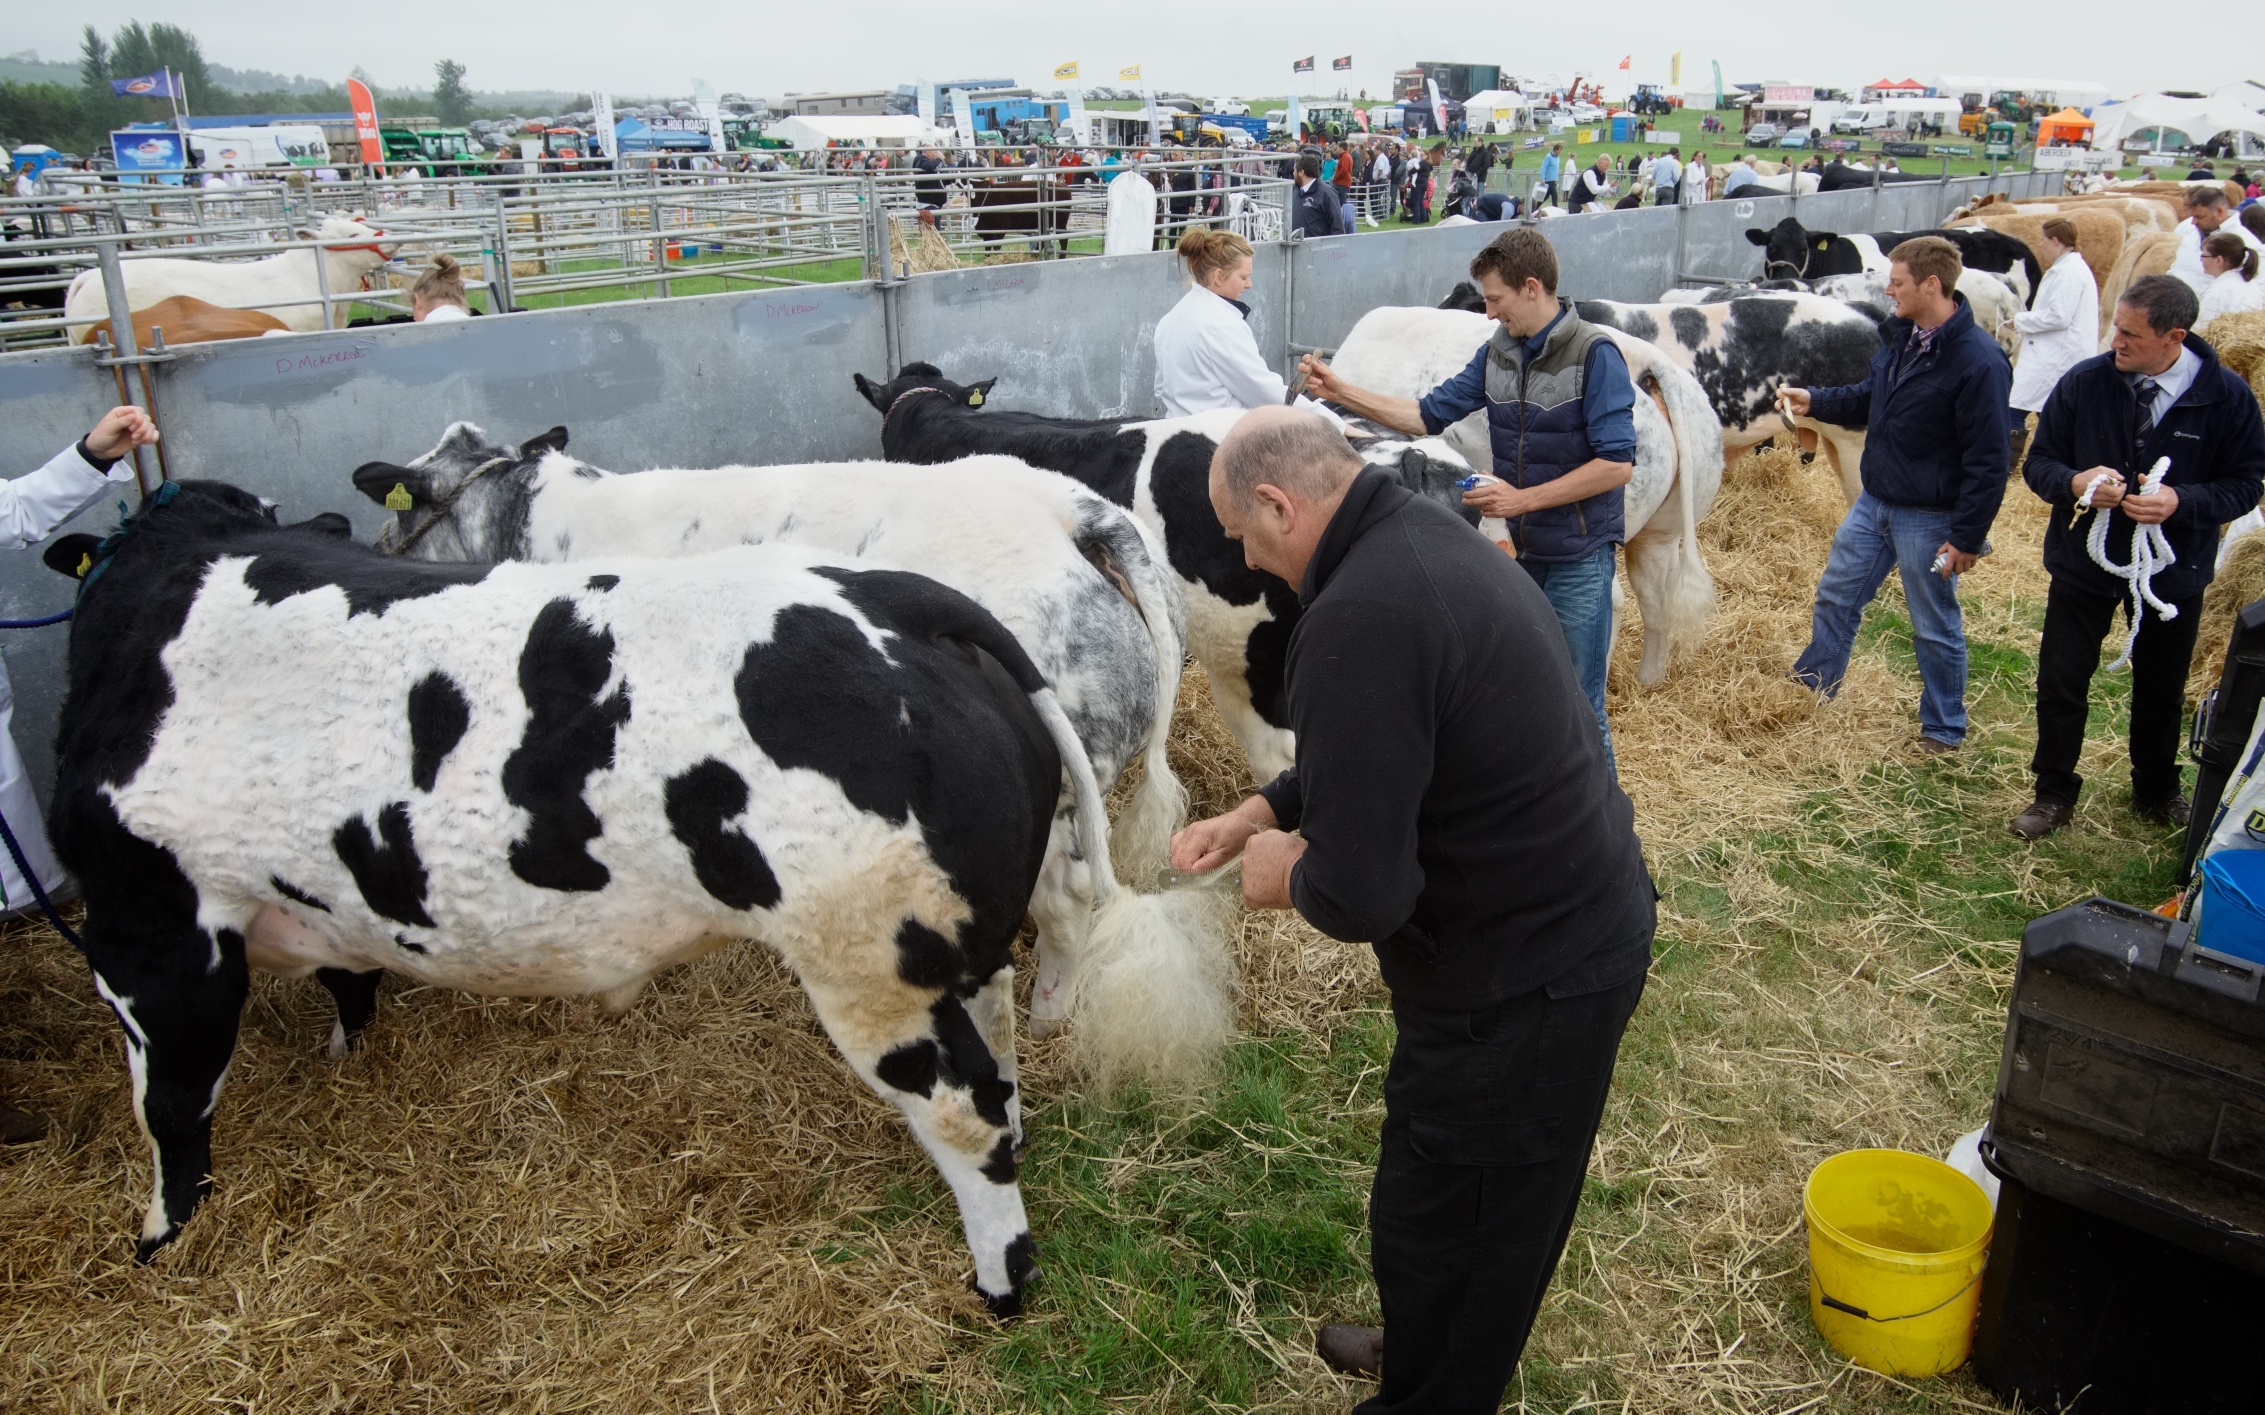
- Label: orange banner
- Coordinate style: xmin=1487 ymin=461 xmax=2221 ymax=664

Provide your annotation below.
xmin=347 ymin=78 xmax=382 ymax=165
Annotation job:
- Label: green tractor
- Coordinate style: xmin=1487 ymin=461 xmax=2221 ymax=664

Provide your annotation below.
xmin=379 ymin=126 xmax=478 ymax=177
xmin=1984 ymin=119 xmax=2018 ymax=159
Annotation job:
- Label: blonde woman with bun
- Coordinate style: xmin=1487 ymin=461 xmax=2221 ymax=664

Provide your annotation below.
xmin=410 ymin=253 xmax=472 ymax=323
xmin=1152 ymin=228 xmax=1312 ymax=416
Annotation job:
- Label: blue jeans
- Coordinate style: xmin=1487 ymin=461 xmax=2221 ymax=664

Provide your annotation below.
xmin=1520 ymin=545 xmax=1617 ymax=774
xmin=1791 ymin=492 xmax=1968 ymax=745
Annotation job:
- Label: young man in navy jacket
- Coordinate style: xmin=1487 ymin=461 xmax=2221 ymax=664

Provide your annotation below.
xmin=1780 ymin=236 xmax=2013 ymax=753
xmin=2010 ymin=275 xmax=2265 ymax=839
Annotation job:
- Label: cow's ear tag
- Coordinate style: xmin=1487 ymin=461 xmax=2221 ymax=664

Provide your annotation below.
xmin=74 ymin=552 xmax=91 ymax=578
xmin=966 ymin=389 xmax=985 ymax=407
xmin=384 ymin=483 xmax=415 ymax=511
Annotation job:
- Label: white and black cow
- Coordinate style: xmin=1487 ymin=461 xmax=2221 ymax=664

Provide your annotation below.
xmin=1743 ymin=216 xmax=2042 ymax=307
xmin=852 ymin=365 xmax=1482 ymax=780
xmin=1660 ymin=268 xmax=2023 ymax=358
xmin=347 ymin=424 xmax=1191 ymax=1041
xmin=43 ymin=480 xmax=1231 ymax=1315
xmin=1438 ymin=284 xmax=1885 ymax=503
xmin=1815 ymin=161 xmax=1944 ymax=192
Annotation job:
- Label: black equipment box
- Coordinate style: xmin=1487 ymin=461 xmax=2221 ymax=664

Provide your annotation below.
xmin=2184 ymin=598 xmax=2265 ymax=883
xmin=1987 ymin=898 xmax=2265 ymax=1276
xmin=1971 ymin=1173 xmax=2264 ymax=1412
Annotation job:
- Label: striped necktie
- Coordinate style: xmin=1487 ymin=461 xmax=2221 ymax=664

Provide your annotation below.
xmin=2132 ymin=377 xmax=2162 ymax=443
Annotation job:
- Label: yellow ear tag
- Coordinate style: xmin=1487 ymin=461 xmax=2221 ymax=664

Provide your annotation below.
xmin=967 ymin=389 xmax=985 ymax=407
xmin=384 ymin=483 xmax=415 ymax=511
xmin=75 ymin=552 xmax=91 ymax=577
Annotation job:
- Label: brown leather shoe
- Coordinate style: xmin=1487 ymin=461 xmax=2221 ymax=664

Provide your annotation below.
xmin=2010 ymin=798 xmax=2074 ymax=841
xmin=2134 ymin=794 xmax=2191 ymax=827
xmin=1914 ymin=736 xmax=1960 ymax=757
xmin=0 ymin=1106 xmax=48 ymax=1145
xmin=1315 ymin=1323 xmax=1383 ymax=1378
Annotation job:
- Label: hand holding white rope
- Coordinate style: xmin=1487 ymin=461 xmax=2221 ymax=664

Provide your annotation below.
xmin=2084 ymin=456 xmax=2177 ymax=672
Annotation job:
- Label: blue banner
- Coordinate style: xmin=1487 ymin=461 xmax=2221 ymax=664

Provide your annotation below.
xmin=110 ymin=71 xmax=181 ymax=99
xmin=111 ymin=130 xmax=186 ymax=185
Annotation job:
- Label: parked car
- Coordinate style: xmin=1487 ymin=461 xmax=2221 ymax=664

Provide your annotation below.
xmin=1745 ymin=122 xmax=1782 ymax=143
xmin=1778 ymin=126 xmax=1815 ymax=149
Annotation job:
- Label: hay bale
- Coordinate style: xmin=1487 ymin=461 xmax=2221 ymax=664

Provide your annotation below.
xmin=2189 ymin=530 xmax=2265 ymax=705
xmin=2203 ymin=308 xmax=2265 ymax=409
xmin=886 ymin=221 xmax=960 ymax=275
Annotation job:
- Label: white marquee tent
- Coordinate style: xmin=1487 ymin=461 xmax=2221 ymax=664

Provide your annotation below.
xmin=1462 ymin=89 xmax=1533 ymax=133
xmin=764 ymin=115 xmax=948 ymax=150
xmin=2090 ymin=94 xmax=2265 ymax=155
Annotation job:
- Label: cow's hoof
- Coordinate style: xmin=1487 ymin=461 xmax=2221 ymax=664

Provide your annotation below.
xmin=977 ymin=1282 xmax=1026 ymax=1321
xmin=133 ymin=1227 xmax=180 ymax=1265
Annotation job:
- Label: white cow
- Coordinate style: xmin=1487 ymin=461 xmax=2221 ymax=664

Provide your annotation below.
xmin=66 ymin=215 xmax=395 ymax=337
xmin=1662 ymin=269 xmax=2025 ymax=358
xmin=1327 ymin=307 xmax=1723 ymax=686
xmin=350 ymin=426 xmax=1195 ymax=1046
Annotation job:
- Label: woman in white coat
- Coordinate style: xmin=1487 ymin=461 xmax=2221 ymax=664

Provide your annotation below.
xmin=0 ymin=404 xmax=153 ymax=1144
xmin=2005 ymin=218 xmax=2099 ymax=465
xmin=1152 ymin=228 xmax=1325 ymax=417
xmin=2198 ymin=231 xmax=2265 ymax=329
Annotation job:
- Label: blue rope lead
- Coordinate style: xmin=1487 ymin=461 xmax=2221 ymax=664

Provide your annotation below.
xmin=0 ymin=806 xmax=81 ymax=948
xmin=0 ymin=610 xmax=71 ymax=629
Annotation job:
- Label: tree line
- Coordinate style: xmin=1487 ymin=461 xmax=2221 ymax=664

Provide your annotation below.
xmin=1 ymin=22 xmax=499 ymax=158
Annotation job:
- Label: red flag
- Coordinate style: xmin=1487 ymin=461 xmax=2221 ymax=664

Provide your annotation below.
xmin=1617 ymin=55 xmax=1632 ymax=70
xmin=347 ymin=77 xmax=383 ymax=165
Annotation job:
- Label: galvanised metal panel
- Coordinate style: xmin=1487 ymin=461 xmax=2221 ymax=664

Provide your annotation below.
xmin=892 ymin=248 xmax=1200 ymax=419
xmin=0 ymin=346 xmax=137 ymax=808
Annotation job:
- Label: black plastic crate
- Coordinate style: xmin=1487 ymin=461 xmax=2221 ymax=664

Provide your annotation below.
xmin=1988 ymin=897 xmax=2265 ymax=1276
xmin=1971 ymin=1172 xmax=2264 ymax=1413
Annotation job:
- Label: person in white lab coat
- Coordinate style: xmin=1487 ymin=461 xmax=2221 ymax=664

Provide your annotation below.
xmin=2198 ymin=230 xmax=2265 ymax=328
xmin=0 ymin=404 xmax=155 ymax=1145
xmin=1152 ymin=228 xmax=1309 ymax=416
xmin=2004 ymin=219 xmax=2099 ymax=466
xmin=2167 ymin=187 xmax=2265 ymax=297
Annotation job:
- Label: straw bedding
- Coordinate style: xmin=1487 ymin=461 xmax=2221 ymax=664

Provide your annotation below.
xmin=0 ymin=441 xmax=2090 ymax=1411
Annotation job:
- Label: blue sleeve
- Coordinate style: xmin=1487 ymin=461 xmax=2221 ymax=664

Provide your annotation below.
xmin=1416 ymin=343 xmax=1490 ymax=435
xmin=1805 ymin=372 xmax=1878 ymax=430
xmin=1582 ymin=341 xmax=1637 ymax=463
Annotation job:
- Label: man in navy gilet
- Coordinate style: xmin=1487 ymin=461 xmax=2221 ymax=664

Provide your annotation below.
xmin=1302 ymin=228 xmax=1638 ymax=768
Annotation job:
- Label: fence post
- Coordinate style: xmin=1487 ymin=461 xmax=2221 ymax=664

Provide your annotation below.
xmin=492 ymin=190 xmax=516 ymax=312
xmin=312 ymin=230 xmax=336 ymax=330
xmin=93 ymin=236 xmax=158 ymax=495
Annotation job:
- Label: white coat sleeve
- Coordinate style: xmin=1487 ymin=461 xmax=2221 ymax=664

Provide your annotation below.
xmin=0 ymin=444 xmax=135 ymax=552
xmin=2168 ymin=222 xmax=2210 ymax=296
xmin=1200 ymin=319 xmax=1291 ymax=408
xmin=2011 ymin=264 xmax=2079 ymax=336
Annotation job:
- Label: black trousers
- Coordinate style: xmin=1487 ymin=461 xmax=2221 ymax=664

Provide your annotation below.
xmin=2032 ymin=576 xmax=2203 ymax=806
xmin=1356 ymin=965 xmax=1647 ymax=1414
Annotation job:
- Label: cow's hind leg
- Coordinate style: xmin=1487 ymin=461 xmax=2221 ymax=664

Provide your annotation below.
xmin=315 ymin=966 xmax=382 ymax=1059
xmin=1027 ymin=805 xmax=1094 ymax=1040
xmin=83 ymin=919 xmax=251 ymax=1261
xmin=802 ymin=969 xmax=1035 ymax=1317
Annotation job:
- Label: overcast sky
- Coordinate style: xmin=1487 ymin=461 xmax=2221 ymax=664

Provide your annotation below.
xmin=25 ymin=3 xmax=2265 ymax=103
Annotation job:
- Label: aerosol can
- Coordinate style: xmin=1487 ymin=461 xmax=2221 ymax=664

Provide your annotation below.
xmin=1457 ymin=475 xmax=1517 ymax=558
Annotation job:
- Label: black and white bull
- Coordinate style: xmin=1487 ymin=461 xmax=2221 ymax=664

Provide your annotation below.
xmin=43 ymin=480 xmax=1228 ymax=1315
xmin=850 ymin=364 xmax=1480 ymax=779
xmin=346 ymin=423 xmax=1195 ymax=1043
xmin=1742 ymin=216 xmax=2042 ymax=306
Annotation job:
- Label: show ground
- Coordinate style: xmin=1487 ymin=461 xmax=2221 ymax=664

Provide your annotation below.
xmin=0 ymin=438 xmax=2189 ymax=1412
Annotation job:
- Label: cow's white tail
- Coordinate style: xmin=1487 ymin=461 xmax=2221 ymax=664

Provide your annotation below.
xmin=1082 ymin=514 xmax=1190 ymax=882
xmin=1629 ymin=361 xmax=1719 ymax=679
xmin=1027 ymin=688 xmax=1233 ymax=1089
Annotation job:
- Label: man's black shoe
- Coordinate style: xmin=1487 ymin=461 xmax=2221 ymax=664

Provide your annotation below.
xmin=2010 ymin=798 xmax=2074 ymax=840
xmin=1315 ymin=1323 xmax=1383 ymax=1378
xmin=2134 ymin=794 xmax=2191 ymax=827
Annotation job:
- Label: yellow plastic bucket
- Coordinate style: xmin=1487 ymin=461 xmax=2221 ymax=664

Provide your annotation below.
xmin=1803 ymin=1148 xmax=1994 ymax=1376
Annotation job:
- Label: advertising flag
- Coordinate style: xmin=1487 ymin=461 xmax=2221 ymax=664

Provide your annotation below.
xmin=1618 ymin=55 xmax=1632 ymax=70
xmin=1054 ymin=62 xmax=1079 ymax=81
xmin=1332 ymin=56 xmax=1352 ymax=72
xmin=1671 ymin=53 xmax=1682 ymax=86
xmin=1293 ymin=56 xmax=1314 ymax=74
xmin=110 ymin=70 xmax=181 ymax=99
xmin=346 ymin=77 xmax=384 ymax=165
xmin=1119 ymin=64 xmax=1141 ymax=82
xmin=1428 ymin=78 xmax=1448 ymax=134
xmin=593 ymin=91 xmax=618 ymax=158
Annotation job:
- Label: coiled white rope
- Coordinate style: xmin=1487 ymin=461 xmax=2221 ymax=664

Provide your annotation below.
xmin=2082 ymin=456 xmax=2177 ymax=672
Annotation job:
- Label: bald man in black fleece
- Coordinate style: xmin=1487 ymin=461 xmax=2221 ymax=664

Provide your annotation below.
xmin=1171 ymin=407 xmax=1655 ymax=1412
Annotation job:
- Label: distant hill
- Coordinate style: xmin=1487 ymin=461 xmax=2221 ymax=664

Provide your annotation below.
xmin=0 ymin=50 xmax=586 ymax=111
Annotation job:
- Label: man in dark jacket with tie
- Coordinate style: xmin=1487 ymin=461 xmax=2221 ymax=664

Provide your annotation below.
xmin=2010 ymin=274 xmax=2265 ymax=838
xmin=1171 ymin=406 xmax=1654 ymax=1413
xmin=1292 ymin=153 xmax=1345 ymax=239
xmin=1780 ymin=235 xmax=2014 ymax=753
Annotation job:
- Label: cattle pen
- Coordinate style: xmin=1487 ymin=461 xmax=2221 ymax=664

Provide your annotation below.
xmin=0 ymin=162 xmax=2182 ymax=1415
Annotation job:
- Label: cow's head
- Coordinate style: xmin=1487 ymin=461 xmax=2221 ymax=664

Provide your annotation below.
xmin=853 ymin=361 xmax=997 ymax=419
xmin=1438 ymin=281 xmax=1486 ymax=313
xmin=43 ymin=480 xmax=342 ymax=589
xmin=1744 ymin=217 xmax=1842 ymax=280
xmin=1345 ymin=425 xmax=1481 ymax=529
xmin=349 ymin=422 xmax=567 ymax=560
xmin=301 ymin=215 xmax=398 ymax=265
